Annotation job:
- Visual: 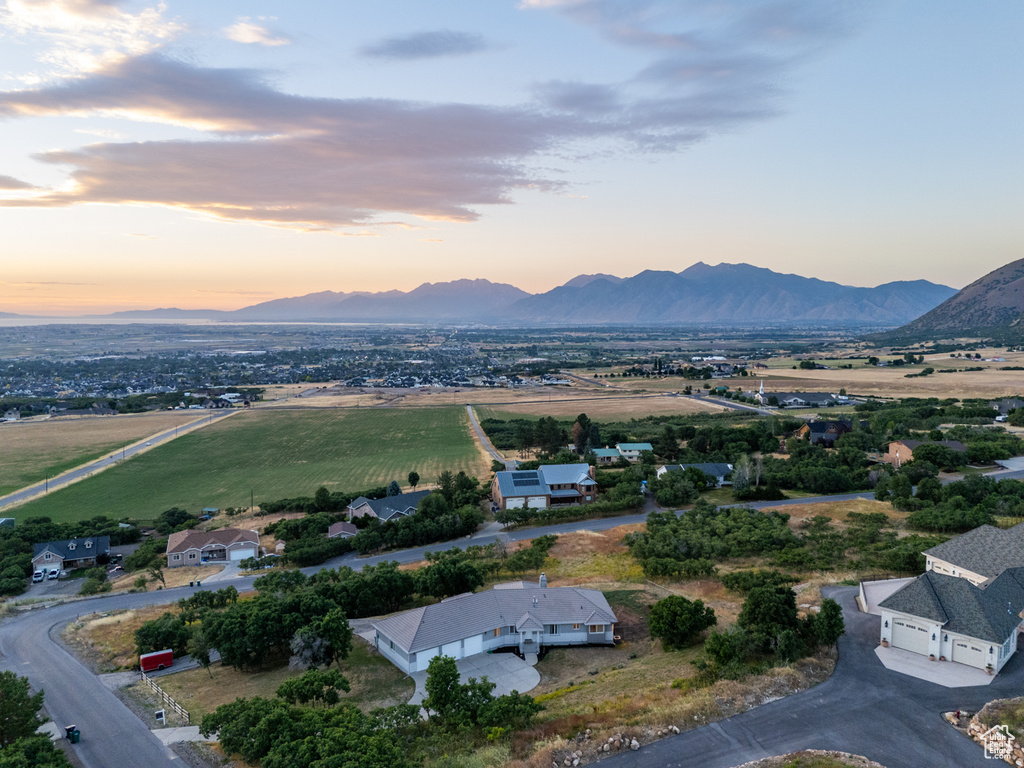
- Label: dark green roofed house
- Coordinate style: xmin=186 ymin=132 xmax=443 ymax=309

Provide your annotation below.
xmin=877 ymin=523 xmax=1024 ymax=674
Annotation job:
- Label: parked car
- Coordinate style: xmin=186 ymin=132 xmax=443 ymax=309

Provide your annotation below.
xmin=47 ymin=569 xmax=60 ymax=580
xmin=32 ymin=570 xmax=44 ymax=583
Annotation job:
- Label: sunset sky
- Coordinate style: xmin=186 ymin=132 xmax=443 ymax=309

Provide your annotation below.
xmin=0 ymin=0 xmax=1021 ymax=315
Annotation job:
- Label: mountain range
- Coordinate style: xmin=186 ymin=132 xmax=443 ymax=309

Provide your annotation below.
xmin=5 ymin=263 xmax=957 ymax=326
xmin=878 ymin=258 xmax=1024 ymax=342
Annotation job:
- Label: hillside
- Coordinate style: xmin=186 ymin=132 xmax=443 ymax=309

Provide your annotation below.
xmin=876 ymin=258 xmax=1024 ymax=342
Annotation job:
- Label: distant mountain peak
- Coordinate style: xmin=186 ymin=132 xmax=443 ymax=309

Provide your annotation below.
xmin=560 ymin=273 xmax=624 ymax=289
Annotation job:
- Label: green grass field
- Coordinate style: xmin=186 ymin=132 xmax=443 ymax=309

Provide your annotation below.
xmin=9 ymin=407 xmax=488 ymax=523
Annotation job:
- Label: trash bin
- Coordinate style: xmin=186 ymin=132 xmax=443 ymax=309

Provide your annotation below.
xmin=196 ymin=580 xmax=201 ymax=588
xmin=64 ymin=725 xmax=76 ymax=740
xmin=189 ymin=581 xmax=194 ymax=587
xmin=70 ymin=729 xmax=81 ymax=744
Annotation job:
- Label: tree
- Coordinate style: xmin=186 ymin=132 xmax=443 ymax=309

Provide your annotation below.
xmin=0 ymin=734 xmax=72 ymax=768
xmin=317 ymin=608 xmax=354 ymax=668
xmin=653 ymin=472 xmax=697 ymax=507
xmin=0 ymin=672 xmax=45 ymax=747
xmin=187 ymin=627 xmax=214 ymax=678
xmin=737 ymin=585 xmax=798 ymax=649
xmin=313 ymin=486 xmax=332 ymax=511
xmin=648 ymin=596 xmax=717 ymax=649
xmin=407 ymin=471 xmax=420 ymax=489
xmin=147 ymin=563 xmax=166 ymax=589
xmin=571 ymin=413 xmax=593 ymax=455
xmin=418 ymin=555 xmax=484 ymax=599
xmin=276 ymin=668 xmax=350 ymax=707
xmin=423 ymin=655 xmax=464 ymax=720
xmin=815 ymin=597 xmax=845 ymax=651
xmin=387 ymin=480 xmax=401 ymax=497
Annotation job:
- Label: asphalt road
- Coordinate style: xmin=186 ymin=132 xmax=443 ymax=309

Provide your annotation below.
xmin=0 ymin=410 xmax=234 ymax=512
xmin=0 ymin=490 xmax=994 ymax=768
xmin=599 ymin=587 xmax=1015 ymax=768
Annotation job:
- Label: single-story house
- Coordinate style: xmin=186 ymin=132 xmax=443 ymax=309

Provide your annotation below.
xmin=656 ymin=463 xmax=733 ymax=487
xmin=327 ymin=521 xmax=359 ymax=539
xmin=795 ymin=420 xmax=865 ymax=446
xmin=491 ymin=464 xmax=598 ymax=510
xmin=615 ymin=443 xmax=653 ymax=462
xmin=372 ymin=575 xmax=617 ymax=674
xmin=347 ymin=490 xmax=431 ymax=522
xmin=32 ymin=536 xmax=110 ymax=572
xmin=990 ymin=398 xmax=1024 ymax=416
xmin=877 ymin=523 xmax=1024 ymax=674
xmin=592 ymin=448 xmax=622 ymax=465
xmin=884 ymin=439 xmax=967 ymax=468
xmin=166 ymin=528 xmax=260 ymax=567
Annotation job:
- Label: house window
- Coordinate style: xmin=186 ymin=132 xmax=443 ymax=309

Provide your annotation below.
xmin=189 ymin=553 xmax=196 ymax=560
xmin=589 ymin=625 xmax=604 ymax=633
xmin=509 ymin=626 xmax=517 ymax=634
xmin=45 ymin=553 xmax=51 ymax=561
xmin=85 ymin=541 xmax=92 ymax=548
xmin=494 ymin=628 xmax=501 ymax=637
xmin=68 ymin=543 xmax=76 ymax=551
xmin=548 ymin=624 xmax=558 ymax=635
xmin=573 ymin=623 xmax=581 ymax=630
xmin=173 ymin=554 xmax=181 ymax=561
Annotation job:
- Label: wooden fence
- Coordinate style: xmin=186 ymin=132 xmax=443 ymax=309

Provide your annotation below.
xmin=140 ymin=671 xmax=190 ymax=725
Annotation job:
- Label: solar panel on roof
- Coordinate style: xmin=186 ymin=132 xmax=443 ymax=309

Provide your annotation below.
xmin=513 ymin=478 xmax=541 ymax=487
xmin=511 ymin=472 xmax=536 ymax=480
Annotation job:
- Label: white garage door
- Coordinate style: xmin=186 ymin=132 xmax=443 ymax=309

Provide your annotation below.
xmin=230 ymin=547 xmax=256 ymax=561
xmin=892 ymin=618 xmax=930 ymax=655
xmin=463 ymin=635 xmax=483 ymax=657
xmin=951 ymin=638 xmax=986 ymax=668
xmin=527 ymin=496 xmax=548 ymax=509
xmin=505 ymin=497 xmax=525 ymax=508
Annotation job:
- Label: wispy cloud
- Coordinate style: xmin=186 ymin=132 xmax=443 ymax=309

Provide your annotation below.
xmin=1 ymin=0 xmax=183 ymax=77
xmin=361 ymin=30 xmax=490 ymax=60
xmin=0 ymin=279 xmax=96 ymax=286
xmin=0 ymin=174 xmax=35 ymax=190
xmin=224 ymin=17 xmax=290 ymax=47
xmin=0 ymin=2 xmax=864 ymax=231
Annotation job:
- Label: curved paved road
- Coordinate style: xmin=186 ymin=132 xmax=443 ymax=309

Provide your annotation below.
xmin=0 ymin=494 xmax=994 ymax=768
xmin=599 ymin=587 xmax=1010 ymax=768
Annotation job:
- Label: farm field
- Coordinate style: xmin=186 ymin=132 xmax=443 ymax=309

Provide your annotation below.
xmin=0 ymin=411 xmax=207 ymax=497
xmin=476 ymin=396 xmax=726 ymax=421
xmin=8 ymin=407 xmax=489 ymax=523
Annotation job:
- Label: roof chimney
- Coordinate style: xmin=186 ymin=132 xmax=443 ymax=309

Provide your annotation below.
xmin=539 ymin=572 xmax=547 ymax=589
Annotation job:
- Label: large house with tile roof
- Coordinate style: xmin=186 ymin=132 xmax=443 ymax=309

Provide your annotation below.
xmin=491 ymin=464 xmax=598 ymax=510
xmin=372 ymin=575 xmax=617 ymax=674
xmin=878 ymin=523 xmax=1024 ymax=673
xmin=166 ymin=528 xmax=260 ymax=567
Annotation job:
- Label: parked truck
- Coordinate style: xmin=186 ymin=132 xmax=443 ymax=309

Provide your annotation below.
xmin=139 ymin=649 xmax=173 ymax=672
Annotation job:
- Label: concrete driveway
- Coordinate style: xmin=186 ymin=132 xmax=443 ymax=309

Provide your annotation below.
xmin=408 ymin=651 xmax=540 ymax=707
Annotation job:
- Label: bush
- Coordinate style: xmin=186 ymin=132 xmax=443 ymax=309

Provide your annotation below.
xmin=648 ymin=596 xmax=717 ymax=649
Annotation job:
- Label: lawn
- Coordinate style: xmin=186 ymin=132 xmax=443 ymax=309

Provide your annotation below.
xmin=0 ymin=411 xmax=206 ymax=496
xmin=8 ymin=407 xmax=489 ymax=523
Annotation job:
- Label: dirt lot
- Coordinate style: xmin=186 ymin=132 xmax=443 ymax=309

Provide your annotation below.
xmin=64 ymin=604 xmax=179 ymax=671
xmin=477 ymin=396 xmax=726 ymax=420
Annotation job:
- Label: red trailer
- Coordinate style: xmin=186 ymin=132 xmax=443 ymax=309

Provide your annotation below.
xmin=140 ymin=649 xmax=173 ymax=672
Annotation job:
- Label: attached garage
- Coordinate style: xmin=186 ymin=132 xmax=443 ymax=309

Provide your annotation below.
xmin=891 ymin=618 xmax=930 ymax=655
xmin=951 ymin=637 xmax=986 ymax=668
xmin=230 ymin=546 xmax=257 ymax=561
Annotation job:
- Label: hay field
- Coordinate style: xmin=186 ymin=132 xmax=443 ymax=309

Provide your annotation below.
xmin=9 ymin=407 xmax=489 ymax=523
xmin=0 ymin=411 xmax=206 ymax=496
xmin=476 ymin=395 xmax=727 ymax=421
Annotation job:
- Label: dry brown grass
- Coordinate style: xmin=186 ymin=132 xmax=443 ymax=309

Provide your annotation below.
xmin=477 ymin=396 xmax=726 ymax=420
xmin=774 ymin=499 xmax=904 ymax=530
xmin=109 ymin=564 xmax=225 ymax=592
xmin=0 ymin=410 xmax=208 ymax=494
xmin=65 ymin=604 xmax=178 ymax=670
xmin=157 ymin=637 xmax=414 ymax=720
xmin=754 ymin=347 xmax=1024 ymax=399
